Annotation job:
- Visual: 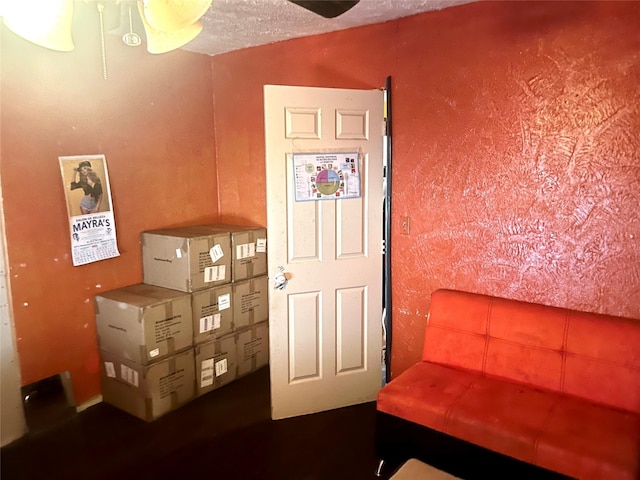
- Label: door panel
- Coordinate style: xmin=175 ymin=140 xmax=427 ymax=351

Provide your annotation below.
xmin=288 ymin=291 xmax=321 ymax=382
xmin=336 ymin=286 xmax=366 ymax=373
xmin=287 ymin=172 xmax=321 ymax=262
xmin=336 ymin=109 xmax=369 ymax=140
xmin=285 ymin=107 xmax=321 ymax=139
xmin=337 ymin=186 xmax=366 ymax=257
xmin=265 ymin=85 xmax=384 ymax=420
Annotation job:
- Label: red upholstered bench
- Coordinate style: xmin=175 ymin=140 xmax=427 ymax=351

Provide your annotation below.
xmin=377 ymin=289 xmax=640 ymax=479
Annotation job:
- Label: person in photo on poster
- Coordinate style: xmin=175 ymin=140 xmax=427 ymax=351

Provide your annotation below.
xmin=70 ymin=160 xmax=103 ymax=214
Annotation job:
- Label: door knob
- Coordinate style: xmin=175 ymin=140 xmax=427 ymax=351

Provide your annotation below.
xmin=273 ymin=272 xmax=288 ymax=290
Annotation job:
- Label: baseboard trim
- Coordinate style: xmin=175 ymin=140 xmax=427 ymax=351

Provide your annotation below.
xmin=76 ymin=395 xmax=102 ymax=413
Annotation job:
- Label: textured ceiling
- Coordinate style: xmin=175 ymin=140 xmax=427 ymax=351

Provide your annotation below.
xmin=183 ymin=0 xmax=473 ymax=56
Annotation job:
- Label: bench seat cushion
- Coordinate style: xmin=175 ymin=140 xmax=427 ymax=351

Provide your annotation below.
xmin=377 ymin=361 xmax=640 ymax=480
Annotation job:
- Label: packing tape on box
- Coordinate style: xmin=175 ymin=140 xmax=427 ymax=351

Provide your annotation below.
xmin=165 ymin=301 xmax=175 ymax=354
xmin=214 ymin=339 xmax=222 ymax=387
xmin=168 ymin=357 xmax=181 ymax=408
xmin=207 ymin=236 xmax=219 ymax=265
xmin=250 ymin=325 xmax=258 ymax=372
xmin=248 ymin=278 xmax=255 ymax=325
xmin=170 ymin=390 xmax=179 ymax=409
xmin=208 ymin=288 xmax=219 ymax=315
xmin=181 ymin=238 xmax=192 ymax=292
xmin=165 ymin=299 xmax=173 ymax=318
xmin=201 ymin=340 xmax=221 ymax=389
xmin=247 ymin=233 xmax=255 ymax=278
xmin=180 ymin=238 xmax=189 ymax=258
xmin=247 ymin=259 xmax=254 ymax=279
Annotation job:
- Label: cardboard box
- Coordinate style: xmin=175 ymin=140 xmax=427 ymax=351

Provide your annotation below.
xmin=202 ymin=224 xmax=267 ymax=281
xmin=100 ymin=348 xmax=195 ymax=422
xmin=191 ymin=284 xmax=234 ymax=345
xmin=232 ymin=275 xmax=269 ymax=330
xmin=194 ymin=334 xmax=237 ymax=397
xmin=141 ymin=226 xmax=232 ymax=292
xmin=235 ymin=321 xmax=269 ymax=378
xmin=95 ymin=283 xmax=193 ymax=365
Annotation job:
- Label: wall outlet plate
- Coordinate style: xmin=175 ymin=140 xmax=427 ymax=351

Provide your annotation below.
xmin=400 ymin=216 xmax=410 ymax=235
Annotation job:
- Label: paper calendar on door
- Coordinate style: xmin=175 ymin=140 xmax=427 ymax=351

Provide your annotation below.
xmin=292 ymin=152 xmax=361 ymax=201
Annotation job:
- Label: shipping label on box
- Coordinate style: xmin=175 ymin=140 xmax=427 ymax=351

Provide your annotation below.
xmin=95 ymin=283 xmax=193 ymax=365
xmin=100 ymin=348 xmax=195 ymax=422
xmin=196 ymin=224 xmax=267 ymax=282
xmin=141 ymin=226 xmax=232 ymax=292
xmin=232 ymin=275 xmax=268 ymax=330
xmin=235 ymin=321 xmax=269 ymax=378
xmin=230 ymin=227 xmax=267 ymax=281
xmin=191 ymin=284 xmax=234 ymax=345
xmin=194 ymin=334 xmax=237 ymax=397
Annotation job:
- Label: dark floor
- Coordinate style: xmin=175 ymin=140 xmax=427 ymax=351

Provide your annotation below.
xmin=2 ymin=367 xmax=570 ymax=480
xmin=3 ymin=367 xmax=386 ymax=480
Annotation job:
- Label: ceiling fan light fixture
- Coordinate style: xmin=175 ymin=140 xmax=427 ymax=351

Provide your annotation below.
xmin=142 ymin=0 xmax=212 ymax=32
xmin=1 ymin=0 xmax=74 ymax=51
xmin=137 ymin=1 xmax=203 ymax=54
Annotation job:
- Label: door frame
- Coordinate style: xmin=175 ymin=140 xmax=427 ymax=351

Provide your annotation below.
xmin=383 ymin=76 xmax=392 ymax=384
xmin=264 ymin=84 xmax=387 ymax=419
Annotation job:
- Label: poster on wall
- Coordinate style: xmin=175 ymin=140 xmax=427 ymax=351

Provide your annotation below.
xmin=293 ymin=152 xmax=361 ymax=201
xmin=59 ymin=154 xmax=120 ymax=266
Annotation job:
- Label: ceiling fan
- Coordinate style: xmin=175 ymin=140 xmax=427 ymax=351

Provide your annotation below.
xmin=288 ymin=0 xmax=360 ymax=19
xmin=0 ymin=0 xmax=214 ymax=54
xmin=1 ymin=0 xmax=361 ymax=61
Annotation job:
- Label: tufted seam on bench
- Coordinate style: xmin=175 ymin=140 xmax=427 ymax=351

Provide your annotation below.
xmin=563 ymin=352 xmax=640 ymax=370
xmin=532 ymin=395 xmax=562 ymax=466
xmin=426 ymin=324 xmax=564 ymax=352
xmin=561 ymin=312 xmax=570 ymax=395
xmin=482 ymin=299 xmax=493 ymax=375
xmin=443 ymin=379 xmax=475 ymax=434
xmin=427 ymin=322 xmax=640 ymax=370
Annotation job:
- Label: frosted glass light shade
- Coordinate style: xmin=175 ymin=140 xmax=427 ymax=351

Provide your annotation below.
xmin=1 ymin=0 xmax=74 ymax=51
xmin=141 ymin=0 xmax=212 ymax=32
xmin=137 ymin=1 xmax=203 ymax=54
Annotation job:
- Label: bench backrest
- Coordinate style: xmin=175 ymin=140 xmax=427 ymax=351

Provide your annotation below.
xmin=423 ymin=289 xmax=640 ymax=414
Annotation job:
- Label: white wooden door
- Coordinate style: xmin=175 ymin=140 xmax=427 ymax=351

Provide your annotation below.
xmin=264 ymin=85 xmax=384 ymax=420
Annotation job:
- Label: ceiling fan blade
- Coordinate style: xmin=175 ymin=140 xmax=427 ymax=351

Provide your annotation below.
xmin=288 ymin=0 xmax=360 ymax=19
xmin=142 ymin=0 xmax=212 ymax=32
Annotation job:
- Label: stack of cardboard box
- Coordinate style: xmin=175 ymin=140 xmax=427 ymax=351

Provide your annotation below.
xmin=95 ymin=225 xmax=269 ymax=421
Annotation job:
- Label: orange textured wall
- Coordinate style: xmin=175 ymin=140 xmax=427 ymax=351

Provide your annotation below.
xmin=212 ymin=1 xmax=640 ymax=377
xmin=1 ymin=5 xmax=218 ymax=404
